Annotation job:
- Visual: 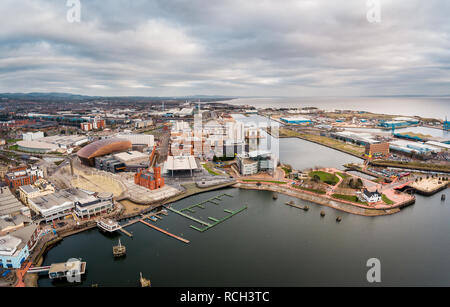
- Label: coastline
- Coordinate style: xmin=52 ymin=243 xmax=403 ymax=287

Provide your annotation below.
xmin=233 ymin=182 xmax=415 ymax=217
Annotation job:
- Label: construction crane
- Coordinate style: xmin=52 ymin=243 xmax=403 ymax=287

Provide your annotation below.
xmin=148 ymin=145 xmax=158 ymax=169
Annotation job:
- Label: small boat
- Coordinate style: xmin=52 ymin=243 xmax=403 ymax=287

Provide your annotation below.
xmin=303 ymin=205 xmax=309 ymax=211
xmin=441 ymin=194 xmax=446 ymax=201
xmin=140 ymin=272 xmax=151 ymax=287
xmin=161 ymin=209 xmax=168 ymax=216
xmin=150 ymin=216 xmax=158 ymax=222
xmin=113 ymin=239 xmax=126 ymax=257
xmin=97 ymin=219 xmax=121 ymax=233
xmin=272 ymin=193 xmax=278 ymax=200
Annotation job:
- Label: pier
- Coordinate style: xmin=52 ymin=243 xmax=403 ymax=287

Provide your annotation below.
xmin=166 ymin=206 xmax=212 ymax=227
xmin=139 ymin=219 xmax=190 ymax=244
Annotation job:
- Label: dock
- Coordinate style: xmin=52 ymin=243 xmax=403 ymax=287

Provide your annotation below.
xmin=139 ymin=219 xmax=190 ymax=244
xmin=166 ymin=206 xmax=212 ymax=227
xmin=119 ymin=228 xmax=133 ymax=237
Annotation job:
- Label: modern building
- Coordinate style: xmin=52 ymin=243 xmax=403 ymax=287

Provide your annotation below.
xmin=0 ymin=224 xmax=39 ymax=269
xmin=80 ymin=117 xmax=105 ymax=131
xmin=365 ymin=143 xmax=390 ymax=158
xmin=77 ymin=138 xmax=132 ymax=166
xmin=115 ymin=134 xmax=154 ymax=147
xmin=74 ymin=192 xmax=114 ymax=219
xmin=237 ymin=150 xmax=276 ymax=176
xmin=163 ymin=156 xmax=198 ymax=176
xmin=113 ymin=151 xmax=149 ymax=165
xmin=389 ymin=140 xmax=440 ymax=155
xmin=22 ymin=131 xmax=44 ymax=141
xmin=4 ymin=166 xmax=43 ymax=190
xmin=378 ymin=117 xmax=420 ymax=129
xmin=331 ymin=131 xmax=379 ymax=146
xmin=237 ymin=157 xmax=258 ymax=175
xmin=280 ymin=116 xmax=312 ymax=124
xmin=134 ymin=119 xmax=153 ymax=129
xmin=94 ymin=156 xmax=127 ymax=173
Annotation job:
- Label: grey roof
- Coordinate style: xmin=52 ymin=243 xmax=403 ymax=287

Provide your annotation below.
xmin=0 ymin=187 xmax=28 ymax=216
xmin=19 ymin=184 xmax=40 ymax=194
xmin=0 ymin=214 xmax=31 ymax=231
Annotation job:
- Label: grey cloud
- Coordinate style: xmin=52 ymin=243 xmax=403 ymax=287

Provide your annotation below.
xmin=0 ymin=0 xmax=449 ymax=96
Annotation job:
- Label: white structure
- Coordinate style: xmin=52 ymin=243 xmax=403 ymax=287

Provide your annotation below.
xmin=28 ymin=189 xmax=96 ymax=222
xmin=238 ymin=157 xmax=258 ymax=175
xmin=115 ymin=134 xmax=154 ymax=147
xmin=22 ymin=131 xmax=44 ymax=141
xmin=113 ymin=151 xmax=149 ymax=164
xmin=163 ymin=156 xmax=198 ymax=176
xmin=362 ymin=190 xmax=382 ymax=203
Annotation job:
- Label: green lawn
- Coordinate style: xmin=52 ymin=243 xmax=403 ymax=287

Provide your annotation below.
xmin=202 ymin=164 xmax=220 ymax=176
xmin=309 ymin=171 xmax=340 ymax=185
xmin=382 ymin=194 xmax=394 ymax=205
xmin=336 ymin=172 xmax=350 ymax=179
xmin=292 ymin=185 xmax=326 ymax=194
xmin=332 ymin=193 xmax=367 ymax=204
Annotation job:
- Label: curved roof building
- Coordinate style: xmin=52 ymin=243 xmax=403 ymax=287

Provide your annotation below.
xmin=77 ymin=138 xmax=132 ymax=166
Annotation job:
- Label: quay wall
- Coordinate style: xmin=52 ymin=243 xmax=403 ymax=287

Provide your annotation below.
xmin=234 ymin=183 xmax=414 ymax=217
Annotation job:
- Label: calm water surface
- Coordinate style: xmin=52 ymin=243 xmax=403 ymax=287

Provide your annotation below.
xmin=38 ymin=132 xmax=450 ymax=286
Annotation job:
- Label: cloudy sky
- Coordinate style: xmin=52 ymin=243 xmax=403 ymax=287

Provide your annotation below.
xmin=0 ymin=0 xmax=449 ymax=96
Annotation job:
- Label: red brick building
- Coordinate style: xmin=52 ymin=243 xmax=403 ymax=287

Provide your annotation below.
xmin=134 ymin=167 xmax=165 ymax=190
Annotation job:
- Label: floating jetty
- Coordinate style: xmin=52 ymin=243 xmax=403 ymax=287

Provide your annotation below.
xmin=189 ymin=206 xmax=248 ymax=232
xmin=113 ymin=239 xmax=126 ymax=257
xmin=285 ymin=201 xmax=309 ymax=211
xmin=139 ymin=219 xmax=189 ymax=244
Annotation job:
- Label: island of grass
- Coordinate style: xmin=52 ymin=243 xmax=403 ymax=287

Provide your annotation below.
xmin=381 ymin=194 xmax=394 ymax=205
xmin=202 ymin=164 xmax=220 ymax=176
xmin=332 ymin=193 xmax=367 ymax=205
xmin=309 ymin=171 xmax=340 ymax=185
xmin=292 ymin=185 xmax=326 ymax=194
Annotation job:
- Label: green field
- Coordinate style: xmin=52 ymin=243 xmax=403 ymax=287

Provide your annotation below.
xmin=382 ymin=194 xmax=394 ymax=205
xmin=202 ymin=164 xmax=220 ymax=176
xmin=332 ymin=193 xmax=367 ymax=204
xmin=309 ymin=171 xmax=340 ymax=185
xmin=292 ymin=185 xmax=326 ymax=194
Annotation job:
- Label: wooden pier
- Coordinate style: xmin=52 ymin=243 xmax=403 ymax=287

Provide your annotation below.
xmin=119 ymin=228 xmax=133 ymax=237
xmin=139 ymin=219 xmax=190 ymax=244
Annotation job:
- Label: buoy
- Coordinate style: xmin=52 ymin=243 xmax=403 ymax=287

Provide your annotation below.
xmin=336 ymin=216 xmax=342 ymax=222
xmin=320 ymin=211 xmax=325 ymax=217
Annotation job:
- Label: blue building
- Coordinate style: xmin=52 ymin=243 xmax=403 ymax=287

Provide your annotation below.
xmin=0 ymin=224 xmax=39 ymax=269
xmin=280 ymin=117 xmax=312 ymax=124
